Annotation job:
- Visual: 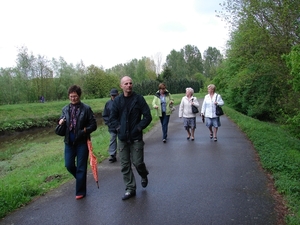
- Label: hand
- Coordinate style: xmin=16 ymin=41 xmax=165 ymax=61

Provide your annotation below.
xmin=154 ymin=106 xmax=158 ymax=109
xmin=59 ymin=118 xmax=65 ymax=125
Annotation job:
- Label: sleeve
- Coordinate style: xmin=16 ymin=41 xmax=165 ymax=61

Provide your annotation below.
xmin=85 ymin=106 xmax=97 ymax=134
xmin=201 ymin=96 xmax=206 ymax=115
xmin=137 ymin=96 xmax=152 ymax=130
xmin=109 ymin=98 xmax=121 ymax=132
xmin=217 ymin=94 xmax=224 ymax=106
xmin=102 ymin=102 xmax=109 ymax=124
xmin=193 ymin=97 xmax=200 ymax=108
xmin=178 ymin=97 xmax=184 ymax=117
xmin=152 ymin=96 xmax=158 ymax=108
xmin=169 ymin=93 xmax=174 ymax=102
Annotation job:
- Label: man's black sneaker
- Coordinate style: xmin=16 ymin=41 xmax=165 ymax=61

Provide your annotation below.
xmin=141 ymin=176 xmax=148 ymax=188
xmin=122 ymin=191 xmax=136 ymax=200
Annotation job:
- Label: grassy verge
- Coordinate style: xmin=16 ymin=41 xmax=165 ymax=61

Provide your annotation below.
xmin=1 ymin=93 xmax=299 ymax=224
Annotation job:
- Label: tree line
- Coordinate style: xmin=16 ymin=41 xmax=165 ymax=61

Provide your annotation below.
xmin=214 ymin=0 xmax=300 ymax=138
xmin=0 ymin=45 xmax=222 ymax=104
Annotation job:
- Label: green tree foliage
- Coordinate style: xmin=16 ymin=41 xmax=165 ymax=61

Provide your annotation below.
xmin=203 ymin=47 xmax=223 ymax=80
xmin=183 ymin=44 xmax=204 ymax=78
xmin=51 ymin=57 xmax=82 ymax=100
xmin=0 ymin=43 xmax=210 ymax=104
xmin=106 ymin=57 xmax=156 ymax=82
xmin=84 ymin=65 xmax=119 ymax=99
xmin=283 ymin=44 xmax=300 ymax=138
xmin=165 ymin=49 xmax=187 ymax=79
xmin=165 ymin=45 xmax=203 ymax=79
xmin=217 ymin=0 xmax=300 ymax=121
xmin=161 ymin=66 xmax=173 ymax=81
xmin=283 ymin=45 xmax=300 ymax=92
xmin=134 ymin=79 xmax=201 ymax=96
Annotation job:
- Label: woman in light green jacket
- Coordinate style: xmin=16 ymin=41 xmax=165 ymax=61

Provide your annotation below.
xmin=152 ymin=83 xmax=174 ymax=143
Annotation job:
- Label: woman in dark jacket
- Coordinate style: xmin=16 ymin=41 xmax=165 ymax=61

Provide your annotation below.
xmin=57 ymin=85 xmax=97 ymax=200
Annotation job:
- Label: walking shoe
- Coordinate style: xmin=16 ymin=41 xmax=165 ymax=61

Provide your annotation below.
xmin=141 ymin=176 xmax=148 ymax=188
xmin=163 ymin=139 xmax=166 ymax=143
xmin=122 ymin=191 xmax=136 ymax=200
xmin=109 ymin=155 xmax=117 ymax=163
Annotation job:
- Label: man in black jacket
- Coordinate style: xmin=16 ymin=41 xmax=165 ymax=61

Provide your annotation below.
xmin=102 ymin=88 xmax=119 ymax=163
xmin=109 ymin=76 xmax=152 ymax=200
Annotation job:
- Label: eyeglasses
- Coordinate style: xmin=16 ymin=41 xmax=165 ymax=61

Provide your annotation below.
xmin=69 ymin=95 xmax=79 ymax=99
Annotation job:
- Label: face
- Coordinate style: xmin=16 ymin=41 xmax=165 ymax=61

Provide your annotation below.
xmin=159 ymin=87 xmax=166 ymax=94
xmin=120 ymin=76 xmax=133 ymax=96
xmin=208 ymin=86 xmax=214 ymax=94
xmin=69 ymin=92 xmax=80 ymax=105
xmin=186 ymin=90 xmax=192 ymax=97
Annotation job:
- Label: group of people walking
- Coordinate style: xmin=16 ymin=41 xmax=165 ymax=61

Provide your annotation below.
xmin=178 ymin=84 xmax=224 ymax=142
xmin=56 ymin=77 xmax=224 ymax=201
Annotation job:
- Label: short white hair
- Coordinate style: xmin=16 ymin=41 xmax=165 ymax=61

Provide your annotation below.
xmin=186 ymin=87 xmax=194 ymax=95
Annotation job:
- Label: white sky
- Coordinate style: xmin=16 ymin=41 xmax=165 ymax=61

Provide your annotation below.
xmin=0 ymin=0 xmax=229 ymax=70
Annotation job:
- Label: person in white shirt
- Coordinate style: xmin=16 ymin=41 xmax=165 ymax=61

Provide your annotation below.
xmin=179 ymin=87 xmax=200 ymax=141
xmin=200 ymin=84 xmax=224 ymax=141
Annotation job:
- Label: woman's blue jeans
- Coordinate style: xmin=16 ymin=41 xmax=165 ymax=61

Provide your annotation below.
xmin=160 ymin=112 xmax=170 ymax=140
xmin=64 ymin=142 xmax=88 ymax=196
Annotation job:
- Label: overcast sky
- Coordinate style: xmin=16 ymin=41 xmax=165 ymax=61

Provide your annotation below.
xmin=0 ymin=0 xmax=229 ymax=69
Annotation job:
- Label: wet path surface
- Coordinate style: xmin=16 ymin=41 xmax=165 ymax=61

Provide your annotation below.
xmin=0 ymin=106 xmax=277 ymax=225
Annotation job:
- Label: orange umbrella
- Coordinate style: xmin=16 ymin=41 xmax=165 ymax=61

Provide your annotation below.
xmin=87 ymin=138 xmax=99 ymax=188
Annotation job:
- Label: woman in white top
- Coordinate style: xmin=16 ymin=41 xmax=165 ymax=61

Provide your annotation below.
xmin=179 ymin=87 xmax=200 ymax=141
xmin=200 ymin=84 xmax=224 ymax=141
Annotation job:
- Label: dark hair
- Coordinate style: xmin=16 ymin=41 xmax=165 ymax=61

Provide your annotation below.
xmin=158 ymin=83 xmax=166 ymax=89
xmin=68 ymin=85 xmax=82 ymax=97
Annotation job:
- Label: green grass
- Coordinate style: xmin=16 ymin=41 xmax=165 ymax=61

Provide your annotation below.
xmin=0 ymin=93 xmax=299 ymax=224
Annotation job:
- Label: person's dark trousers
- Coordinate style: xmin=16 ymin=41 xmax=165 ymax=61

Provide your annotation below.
xmin=119 ymin=140 xmax=149 ymax=192
xmin=64 ymin=142 xmax=89 ymax=196
xmin=108 ymin=131 xmax=117 ymax=157
xmin=160 ymin=112 xmax=170 ymax=140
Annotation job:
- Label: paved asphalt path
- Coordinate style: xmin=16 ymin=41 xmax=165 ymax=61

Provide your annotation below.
xmin=0 ymin=103 xmax=278 ymax=225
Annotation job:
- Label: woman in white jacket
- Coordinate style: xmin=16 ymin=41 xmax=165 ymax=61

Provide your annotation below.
xmin=179 ymin=87 xmax=200 ymax=141
xmin=201 ymin=84 xmax=224 ymax=141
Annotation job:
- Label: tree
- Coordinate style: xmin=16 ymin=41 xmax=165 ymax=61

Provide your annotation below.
xmin=203 ymin=47 xmax=223 ymax=80
xmin=165 ymin=49 xmax=186 ymax=79
xmin=165 ymin=45 xmax=203 ymax=80
xmin=84 ymin=65 xmax=119 ymax=98
xmin=161 ymin=66 xmax=173 ymax=81
xmin=182 ymin=44 xmax=203 ymax=78
xmin=216 ymin=0 xmax=300 ymax=121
